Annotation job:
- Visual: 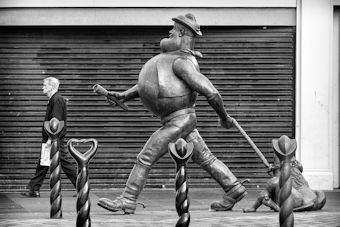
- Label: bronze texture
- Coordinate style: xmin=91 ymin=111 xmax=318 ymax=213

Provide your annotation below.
xmin=169 ymin=138 xmax=194 ymax=227
xmin=93 ymin=84 xmax=128 ymax=111
xmin=243 ymin=135 xmax=326 ymax=216
xmin=275 ymin=135 xmax=295 ymax=227
xmin=68 ymin=138 xmax=98 ymax=227
xmin=97 ymin=13 xmax=246 ymax=214
xmin=44 ymin=117 xmax=64 ymax=219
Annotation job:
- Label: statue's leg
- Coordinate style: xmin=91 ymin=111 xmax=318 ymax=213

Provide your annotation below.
xmin=292 ymin=189 xmax=325 ymax=212
xmin=187 ymin=129 xmax=247 ymax=211
xmin=98 ymin=127 xmax=172 ymax=214
xmin=98 ymin=113 xmax=196 ymax=214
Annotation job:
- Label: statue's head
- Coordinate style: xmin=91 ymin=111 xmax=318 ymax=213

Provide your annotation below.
xmin=160 ymin=13 xmax=202 ymax=53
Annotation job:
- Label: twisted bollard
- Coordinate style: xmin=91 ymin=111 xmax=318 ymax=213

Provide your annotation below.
xmin=44 ymin=117 xmax=65 ymax=219
xmin=273 ymin=135 xmax=296 ymax=227
xmin=68 ymin=138 xmax=98 ymax=227
xmin=169 ymin=138 xmax=194 ymax=227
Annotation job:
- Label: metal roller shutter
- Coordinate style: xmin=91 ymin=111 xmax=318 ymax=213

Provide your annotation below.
xmin=0 ymin=26 xmax=295 ymax=191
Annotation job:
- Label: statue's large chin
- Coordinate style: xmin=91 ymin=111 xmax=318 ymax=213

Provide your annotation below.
xmin=160 ymin=37 xmax=180 ymax=53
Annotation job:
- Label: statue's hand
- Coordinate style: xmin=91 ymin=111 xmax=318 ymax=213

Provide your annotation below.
xmin=106 ymin=91 xmax=125 ymax=108
xmin=266 ymin=164 xmax=275 ymax=176
xmin=220 ymin=115 xmax=233 ymax=129
xmin=108 ymin=91 xmax=124 ymax=100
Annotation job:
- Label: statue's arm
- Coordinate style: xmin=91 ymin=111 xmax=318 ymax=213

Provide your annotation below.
xmin=121 ymin=84 xmax=139 ymax=102
xmin=108 ymin=84 xmax=139 ymax=103
xmin=173 ymin=57 xmax=231 ymax=126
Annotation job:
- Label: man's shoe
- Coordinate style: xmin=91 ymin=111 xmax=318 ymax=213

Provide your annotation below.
xmin=21 ymin=190 xmax=40 ymax=198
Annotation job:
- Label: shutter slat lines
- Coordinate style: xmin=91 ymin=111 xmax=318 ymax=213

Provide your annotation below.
xmin=0 ymin=26 xmax=295 ymax=191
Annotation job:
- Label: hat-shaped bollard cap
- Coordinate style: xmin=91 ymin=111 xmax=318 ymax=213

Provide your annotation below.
xmin=272 ymin=135 xmax=296 ymax=157
xmin=175 ymin=138 xmax=188 ymax=158
xmin=49 ymin=118 xmax=59 ymax=134
xmin=44 ymin=117 xmax=64 ymax=137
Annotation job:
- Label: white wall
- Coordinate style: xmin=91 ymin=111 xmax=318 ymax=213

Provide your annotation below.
xmin=0 ymin=0 xmax=296 ymax=26
xmin=298 ymin=0 xmax=335 ymax=190
xmin=0 ymin=8 xmax=295 ymax=26
xmin=0 ymin=0 xmax=296 ymax=8
xmin=332 ymin=8 xmax=340 ymax=188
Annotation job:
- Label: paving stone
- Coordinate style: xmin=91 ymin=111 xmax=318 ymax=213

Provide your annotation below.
xmin=0 ymin=189 xmax=339 ymax=226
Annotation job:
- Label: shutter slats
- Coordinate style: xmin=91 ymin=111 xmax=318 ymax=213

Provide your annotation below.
xmin=0 ymin=26 xmax=295 ymax=191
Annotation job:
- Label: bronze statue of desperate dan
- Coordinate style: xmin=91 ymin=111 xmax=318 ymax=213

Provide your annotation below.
xmin=96 ymin=13 xmax=248 ymax=214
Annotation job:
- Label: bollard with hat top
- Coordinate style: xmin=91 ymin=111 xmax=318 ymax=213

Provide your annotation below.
xmin=44 ymin=117 xmax=65 ymax=219
xmin=273 ymin=135 xmax=295 ymax=227
xmin=169 ymin=138 xmax=194 ymax=227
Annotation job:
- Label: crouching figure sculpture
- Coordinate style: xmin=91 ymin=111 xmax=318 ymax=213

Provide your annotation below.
xmin=243 ymin=135 xmax=326 ymax=213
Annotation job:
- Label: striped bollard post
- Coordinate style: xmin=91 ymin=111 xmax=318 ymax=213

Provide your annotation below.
xmin=273 ymin=135 xmax=296 ymax=227
xmin=44 ymin=117 xmax=64 ymax=219
xmin=169 ymin=138 xmax=193 ymax=227
xmin=68 ymin=138 xmax=98 ymax=227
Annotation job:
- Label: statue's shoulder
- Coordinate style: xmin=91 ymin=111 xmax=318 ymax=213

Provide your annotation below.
xmin=169 ymin=49 xmax=201 ymax=71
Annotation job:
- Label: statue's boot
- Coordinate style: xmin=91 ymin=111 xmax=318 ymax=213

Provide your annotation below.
xmin=210 ymin=180 xmax=247 ymax=211
xmin=98 ymin=162 xmax=149 ymax=214
xmin=203 ymin=159 xmax=247 ymax=211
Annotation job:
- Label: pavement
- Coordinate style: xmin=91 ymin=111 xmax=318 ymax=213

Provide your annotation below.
xmin=0 ymin=188 xmax=339 ymax=227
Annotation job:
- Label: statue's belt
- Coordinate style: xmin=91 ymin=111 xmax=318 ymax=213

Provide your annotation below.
xmin=161 ymin=108 xmax=195 ymax=125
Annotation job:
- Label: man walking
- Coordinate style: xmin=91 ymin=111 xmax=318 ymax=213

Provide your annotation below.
xmin=21 ymin=77 xmax=77 ymax=197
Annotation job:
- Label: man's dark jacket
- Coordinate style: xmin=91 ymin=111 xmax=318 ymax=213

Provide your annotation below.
xmin=42 ymin=92 xmax=67 ymax=142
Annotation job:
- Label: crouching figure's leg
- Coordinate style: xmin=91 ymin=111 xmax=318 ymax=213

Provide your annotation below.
xmin=311 ymin=190 xmax=326 ymax=211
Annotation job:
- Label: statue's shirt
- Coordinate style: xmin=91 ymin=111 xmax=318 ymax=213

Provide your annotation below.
xmin=138 ymin=51 xmax=198 ymax=118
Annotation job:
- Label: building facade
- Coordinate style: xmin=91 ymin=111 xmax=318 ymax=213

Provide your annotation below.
xmin=0 ymin=0 xmax=339 ymax=191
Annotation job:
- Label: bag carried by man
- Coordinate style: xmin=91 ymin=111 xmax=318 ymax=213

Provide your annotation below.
xmin=40 ymin=139 xmax=51 ymax=166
